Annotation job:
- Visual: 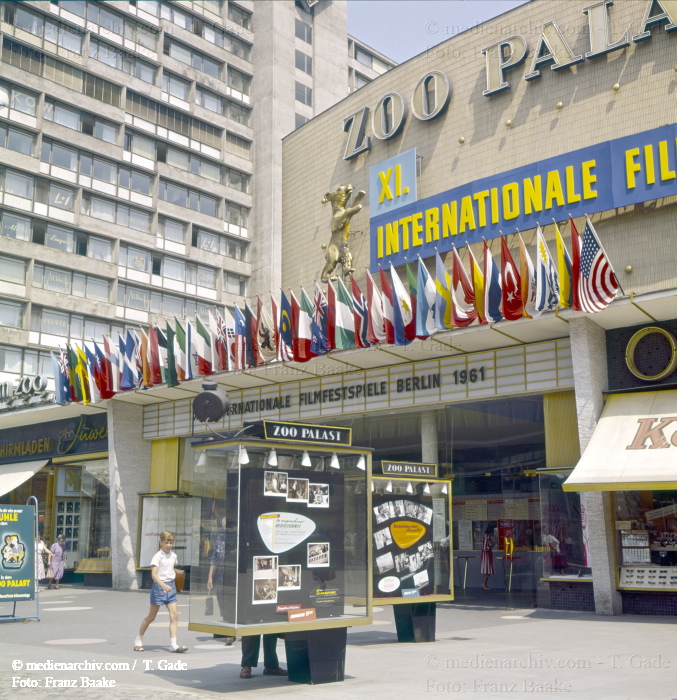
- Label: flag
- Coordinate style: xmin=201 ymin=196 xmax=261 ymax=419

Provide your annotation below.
xmin=120 ymin=331 xmax=139 ymax=390
xmin=435 ymin=252 xmax=453 ymax=329
xmin=518 ymin=233 xmax=538 ymax=319
xmin=554 ymin=221 xmax=573 ymax=308
xmin=75 ymin=344 xmax=91 ymax=404
xmin=326 ymin=283 xmax=336 ymax=351
xmin=500 ymin=235 xmax=523 ymax=321
xmin=278 ymin=291 xmax=294 ymax=361
xmin=390 ymin=263 xmax=413 ymax=345
xmin=468 ymin=245 xmax=486 ymax=324
xmin=404 ymin=261 xmax=418 ymax=341
xmin=366 ymin=269 xmax=386 ymax=344
xmin=483 ymin=241 xmax=503 ymax=323
xmin=244 ymin=303 xmax=262 ymax=367
xmin=334 ymin=278 xmax=355 ymax=349
xmin=311 ymin=283 xmax=329 ymax=355
xmin=139 ymin=328 xmax=152 ymax=388
xmin=155 ymin=326 xmax=169 ymax=383
xmin=66 ymin=344 xmax=81 ymax=401
xmin=175 ymin=320 xmax=192 ymax=380
xmin=187 ymin=321 xmax=200 ymax=378
xmin=208 ymin=311 xmax=227 ymax=371
xmin=103 ymin=335 xmax=120 ymax=392
xmin=84 ymin=342 xmax=101 ymax=401
xmin=233 ymin=305 xmax=247 ymax=369
xmin=148 ymin=326 xmax=163 ymax=384
xmin=94 ymin=340 xmax=115 ymax=399
xmin=351 ymin=276 xmax=371 ymax=348
xmin=51 ymin=348 xmax=70 ymax=405
xmin=195 ymin=315 xmax=214 ymax=375
xmin=534 ymin=224 xmax=560 ymax=314
xmin=292 ymin=290 xmax=315 ymax=362
xmin=451 ymin=246 xmax=477 ymax=327
xmin=256 ymin=297 xmax=277 ymax=363
xmin=416 ymin=256 xmax=436 ymax=337
xmin=164 ymin=323 xmax=179 ymax=386
xmin=576 ymin=217 xmax=620 ymax=312
xmin=379 ymin=266 xmax=395 ymax=344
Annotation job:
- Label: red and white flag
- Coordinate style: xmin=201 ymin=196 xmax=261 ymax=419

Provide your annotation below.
xmin=366 ymin=269 xmax=386 ymax=344
xmin=379 ymin=267 xmax=395 ymax=344
xmin=500 ymin=235 xmax=523 ymax=321
xmin=451 ymin=246 xmax=477 ymax=327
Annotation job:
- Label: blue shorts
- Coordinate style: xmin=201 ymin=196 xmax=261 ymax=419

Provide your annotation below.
xmin=150 ymin=581 xmax=177 ymax=606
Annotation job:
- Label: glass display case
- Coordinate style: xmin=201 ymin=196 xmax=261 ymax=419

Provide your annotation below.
xmin=187 ymin=435 xmax=372 ymax=636
xmin=371 ymin=476 xmax=453 ymax=604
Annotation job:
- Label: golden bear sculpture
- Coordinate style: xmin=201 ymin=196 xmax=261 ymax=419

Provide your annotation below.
xmin=320 ymin=185 xmax=365 ymax=283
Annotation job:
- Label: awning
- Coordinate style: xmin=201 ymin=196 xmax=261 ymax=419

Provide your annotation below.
xmin=563 ymin=390 xmax=677 ymax=492
xmin=0 ymin=460 xmax=49 ymax=498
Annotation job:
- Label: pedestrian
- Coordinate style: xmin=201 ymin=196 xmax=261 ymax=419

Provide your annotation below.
xmin=47 ymin=535 xmax=66 ymax=589
xmin=134 ymin=530 xmax=187 ymax=653
xmin=240 ymin=634 xmax=287 ymax=679
xmin=207 ymin=516 xmax=235 ymax=645
xmin=480 ymin=524 xmax=495 ymax=590
xmin=36 ymin=534 xmax=51 ymax=585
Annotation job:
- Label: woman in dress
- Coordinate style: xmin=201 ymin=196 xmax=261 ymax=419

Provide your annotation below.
xmin=48 ymin=535 xmax=66 ymax=589
xmin=480 ymin=524 xmax=495 ymax=590
xmin=36 ymin=536 xmax=51 ymax=585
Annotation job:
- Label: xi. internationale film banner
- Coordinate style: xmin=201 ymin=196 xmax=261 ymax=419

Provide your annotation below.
xmin=370 ymin=123 xmax=677 ymax=270
xmin=0 ymin=505 xmax=36 ymax=601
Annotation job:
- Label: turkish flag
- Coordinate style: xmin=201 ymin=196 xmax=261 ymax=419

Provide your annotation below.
xmin=500 ymin=236 xmax=523 ymax=321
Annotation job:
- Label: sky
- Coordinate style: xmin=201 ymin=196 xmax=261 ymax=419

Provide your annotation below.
xmin=347 ymin=0 xmax=529 ymax=64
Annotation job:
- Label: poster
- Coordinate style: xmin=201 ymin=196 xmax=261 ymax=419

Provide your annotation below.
xmin=0 ymin=504 xmax=35 ymax=601
xmin=457 ymin=520 xmax=474 ymax=551
xmin=371 ymin=494 xmax=436 ymax=598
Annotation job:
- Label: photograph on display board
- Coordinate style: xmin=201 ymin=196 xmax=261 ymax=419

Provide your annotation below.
xmin=286 ymin=478 xmax=309 ymax=504
xmin=408 ymin=552 xmax=422 ymax=573
xmin=278 ymin=564 xmax=301 ymax=590
xmin=394 ymin=552 xmax=409 ymax=573
xmin=374 ymin=526 xmax=393 ymax=550
xmin=374 ymin=502 xmax=395 ymax=524
xmin=307 ymin=542 xmax=330 ymax=567
xmin=253 ymin=578 xmax=278 ymax=604
xmin=376 ymin=551 xmax=395 ymax=575
xmin=419 ymin=541 xmax=434 ymax=561
xmin=393 ymin=500 xmax=406 ymax=517
xmin=413 ymin=570 xmax=430 ymax=589
xmin=308 ymin=483 xmax=330 ymax=508
xmin=264 ymin=471 xmax=288 ymax=497
xmin=418 ymin=504 xmax=433 ymax=525
xmin=405 ymin=501 xmax=419 ymax=519
xmin=254 ymin=555 xmax=278 ymax=573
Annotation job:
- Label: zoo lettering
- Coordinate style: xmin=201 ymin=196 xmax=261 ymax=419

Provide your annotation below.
xmin=343 ymin=1 xmax=677 ymax=159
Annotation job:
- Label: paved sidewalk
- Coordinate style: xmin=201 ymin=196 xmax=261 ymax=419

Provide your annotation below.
xmin=1 ymin=585 xmax=676 ymax=700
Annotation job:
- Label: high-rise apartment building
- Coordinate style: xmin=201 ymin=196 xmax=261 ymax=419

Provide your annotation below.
xmin=0 ymin=0 xmax=394 ymax=405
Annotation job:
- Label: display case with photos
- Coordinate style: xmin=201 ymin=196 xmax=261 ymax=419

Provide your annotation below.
xmin=186 ymin=437 xmax=372 ymax=636
xmin=371 ymin=476 xmax=453 ymax=604
xmin=614 ymin=490 xmax=677 ymax=590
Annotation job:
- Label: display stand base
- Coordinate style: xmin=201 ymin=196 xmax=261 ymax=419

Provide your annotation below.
xmin=284 ymin=627 xmax=347 ymax=684
xmin=393 ymin=602 xmax=436 ymax=643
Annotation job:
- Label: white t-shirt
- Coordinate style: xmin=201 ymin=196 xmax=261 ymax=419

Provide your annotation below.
xmin=150 ymin=549 xmax=177 ymax=582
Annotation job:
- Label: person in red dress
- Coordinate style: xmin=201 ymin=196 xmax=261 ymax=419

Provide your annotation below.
xmin=480 ymin=525 xmax=495 ymax=590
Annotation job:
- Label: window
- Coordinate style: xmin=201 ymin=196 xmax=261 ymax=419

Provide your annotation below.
xmin=119 ymin=243 xmax=152 ymax=273
xmin=0 ymin=211 xmax=31 ymax=241
xmin=163 ymin=72 xmax=191 ymax=101
xmin=82 ymin=194 xmax=151 ymax=233
xmin=158 ymin=218 xmax=186 ymax=244
xmin=196 ymin=87 xmax=251 ymax=126
xmin=0 ymin=81 xmax=39 ymax=117
xmin=134 ymin=0 xmax=160 ymax=17
xmin=33 ymin=263 xmax=110 ymax=302
xmin=200 ymin=23 xmax=251 ymax=61
xmin=1 ymin=170 xmax=74 ymax=212
xmin=118 ymin=283 xmax=150 ymax=312
xmin=225 ymin=132 xmax=251 ymax=160
xmin=223 ymin=271 xmax=247 ymax=296
xmin=0 ymin=345 xmax=53 ymax=379
xmin=228 ymin=4 xmax=250 ymax=29
xmin=45 ymin=224 xmax=74 ymax=252
xmin=89 ymin=39 xmax=156 ymax=84
xmin=355 ymin=46 xmax=372 ymax=68
xmin=225 ymin=100 xmax=250 ymax=126
xmin=159 ymin=2 xmax=192 ymax=28
xmin=125 ymin=130 xmax=155 ymax=160
xmin=223 ymin=167 xmax=250 ymax=193
xmin=355 ymin=72 xmax=370 ymax=90
xmin=3 ymin=4 xmax=84 ymax=55
xmin=43 ymin=100 xmax=118 ymax=144
xmin=49 ymin=183 xmax=75 ymax=210
xmin=227 ymin=67 xmax=251 ymax=97
xmin=225 ymin=201 xmax=248 ymax=229
xmin=30 ymin=304 xmax=124 ymax=342
xmin=160 ymin=144 xmax=221 ymax=183
xmin=0 ymin=300 xmax=23 ymax=328
xmin=295 ymin=18 xmax=312 ymax=43
xmin=195 ymin=0 xmax=222 ymax=15
xmin=0 ymin=255 xmax=27 ymax=285
xmin=295 ymin=81 xmax=312 ymax=106
xmin=164 ymin=38 xmax=222 ymax=79
xmin=3 ymin=169 xmax=33 ymax=200
xmin=295 ymin=113 xmax=308 ymax=129
xmin=159 ymin=179 xmax=220 ymax=217
xmin=0 ymin=124 xmax=34 ymax=156
xmin=194 ymin=228 xmax=247 ymax=260
xmin=2 ymin=39 xmax=120 ymax=107
xmin=295 ymin=50 xmax=312 ymax=75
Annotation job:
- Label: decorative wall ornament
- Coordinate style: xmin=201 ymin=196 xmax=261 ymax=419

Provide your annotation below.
xmin=320 ymin=185 xmax=365 ymax=282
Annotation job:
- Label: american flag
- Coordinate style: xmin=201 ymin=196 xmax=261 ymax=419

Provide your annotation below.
xmin=577 ymin=218 xmax=619 ymax=313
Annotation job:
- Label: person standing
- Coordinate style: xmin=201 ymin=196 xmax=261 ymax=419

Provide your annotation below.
xmin=480 ymin=524 xmax=495 ymax=590
xmin=36 ymin=535 xmax=51 ymax=586
xmin=48 ymin=535 xmax=66 ymax=589
xmin=134 ymin=530 xmax=187 ymax=653
xmin=240 ymin=634 xmax=287 ymax=679
xmin=207 ymin=516 xmax=235 ymax=645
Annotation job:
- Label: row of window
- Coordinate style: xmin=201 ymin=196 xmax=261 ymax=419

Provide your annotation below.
xmin=2 ymin=38 xmax=122 ymax=108
xmin=0 ymin=344 xmax=54 ymax=380
xmin=81 ymin=193 xmax=151 ymax=233
xmin=131 ymin=0 xmax=246 ymax=26
xmin=195 ymin=86 xmax=250 ymax=125
xmin=1 ymin=3 xmax=84 ymax=54
xmin=0 ymin=167 xmax=75 ymax=211
xmin=89 ymin=38 xmax=156 ymax=84
xmin=0 ymin=208 xmax=247 ymax=263
xmin=116 ymin=284 xmax=228 ymax=318
xmin=52 ymin=1 xmax=158 ymax=52
xmin=44 ymin=98 xmax=117 ymax=144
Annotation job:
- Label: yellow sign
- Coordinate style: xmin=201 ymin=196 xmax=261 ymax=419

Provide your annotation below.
xmin=390 ymin=521 xmax=426 ymax=549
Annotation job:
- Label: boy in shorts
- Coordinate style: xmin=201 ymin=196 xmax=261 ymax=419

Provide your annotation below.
xmin=134 ymin=530 xmax=187 ymax=653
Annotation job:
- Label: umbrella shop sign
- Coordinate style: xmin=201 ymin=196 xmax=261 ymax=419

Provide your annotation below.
xmin=0 ymin=505 xmax=35 ymax=601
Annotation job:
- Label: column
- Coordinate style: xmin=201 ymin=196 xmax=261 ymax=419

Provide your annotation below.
xmin=570 ymin=316 xmax=622 ymax=615
xmin=108 ymin=401 xmax=151 ymax=590
xmin=421 ymin=410 xmax=438 ymax=465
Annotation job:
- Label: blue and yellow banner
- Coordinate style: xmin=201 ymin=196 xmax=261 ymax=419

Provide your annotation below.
xmin=370 ymin=123 xmax=677 ymax=270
